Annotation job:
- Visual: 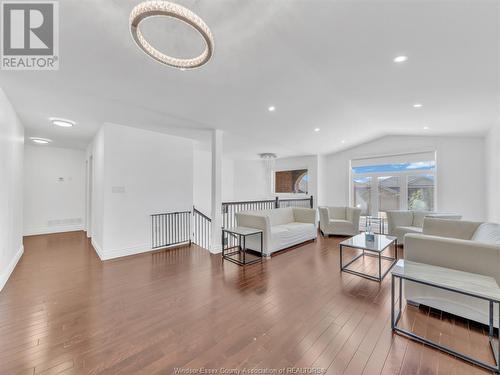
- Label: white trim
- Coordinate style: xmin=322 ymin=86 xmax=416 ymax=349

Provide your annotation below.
xmin=209 ymin=244 xmax=222 ymax=254
xmin=23 ymin=224 xmax=84 ymax=236
xmin=92 ymin=242 xmax=153 ymax=261
xmin=0 ymin=245 xmax=24 ymax=292
xmin=350 ymin=150 xmax=437 ymax=165
xmin=91 ymin=239 xmax=104 ymax=260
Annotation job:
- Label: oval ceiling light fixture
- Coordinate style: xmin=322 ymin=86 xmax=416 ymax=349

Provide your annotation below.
xmin=393 ymin=55 xmax=408 ymax=63
xmin=413 ymin=103 xmax=423 ymax=108
xmin=314 ymin=128 xmax=321 ymax=132
xmin=50 ymin=117 xmax=75 ymax=128
xmin=129 ymin=1 xmax=214 ymax=70
xmin=268 ymin=106 xmax=276 ymax=112
xmin=30 ymin=137 xmax=52 ymax=144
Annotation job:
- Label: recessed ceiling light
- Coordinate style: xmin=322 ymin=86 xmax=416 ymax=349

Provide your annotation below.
xmin=314 ymin=128 xmax=320 ymax=132
xmin=393 ymin=55 xmax=408 ymax=63
xmin=30 ymin=137 xmax=52 ymax=144
xmin=268 ymin=106 xmax=276 ymax=112
xmin=423 ymin=126 xmax=430 ymax=130
xmin=341 ymin=140 xmax=346 ymax=144
xmin=413 ymin=103 xmax=423 ymax=108
xmin=50 ymin=117 xmax=75 ymax=128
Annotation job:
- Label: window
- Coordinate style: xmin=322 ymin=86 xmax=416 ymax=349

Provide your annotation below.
xmin=351 ymin=152 xmax=436 ymax=216
xmin=378 ymin=176 xmax=400 ymax=212
xmin=408 ymin=174 xmax=435 ymax=211
xmin=353 ymin=177 xmax=371 ymax=215
xmin=275 ymin=169 xmax=308 ymax=194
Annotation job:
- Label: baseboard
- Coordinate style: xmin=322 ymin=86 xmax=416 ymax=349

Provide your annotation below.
xmin=92 ymin=242 xmax=153 ymax=261
xmin=209 ymin=244 xmax=222 ymax=254
xmin=91 ymin=239 xmax=104 ymax=260
xmin=24 ymin=224 xmax=84 ymax=236
xmin=0 ymin=245 xmax=24 ymax=292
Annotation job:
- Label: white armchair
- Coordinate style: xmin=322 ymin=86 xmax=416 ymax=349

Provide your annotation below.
xmin=386 ymin=210 xmax=462 ymax=245
xmin=405 ymin=218 xmax=500 ymax=327
xmin=318 ymin=206 xmax=361 ymax=236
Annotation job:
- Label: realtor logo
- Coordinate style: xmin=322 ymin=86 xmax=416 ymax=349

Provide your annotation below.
xmin=1 ymin=1 xmax=59 ymax=70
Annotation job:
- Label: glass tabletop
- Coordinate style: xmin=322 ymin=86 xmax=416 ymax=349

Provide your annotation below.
xmin=340 ymin=233 xmax=396 ymax=252
xmin=223 ymin=226 xmax=263 ymax=236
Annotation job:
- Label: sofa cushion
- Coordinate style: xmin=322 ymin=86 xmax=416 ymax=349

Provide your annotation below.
xmin=422 ymin=218 xmax=481 ymax=240
xmin=329 ymin=207 xmax=346 ymax=220
xmin=471 ymin=223 xmax=500 ymax=245
xmin=270 ymin=222 xmax=316 ymax=252
xmin=328 ymin=219 xmax=355 ymax=234
xmin=266 ymin=208 xmax=295 ymax=226
xmin=395 ymin=226 xmax=423 ymax=237
xmin=412 ymin=211 xmax=430 ymax=228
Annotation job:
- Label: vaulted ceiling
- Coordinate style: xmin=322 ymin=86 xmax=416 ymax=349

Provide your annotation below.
xmin=1 ymin=0 xmax=498 ymax=158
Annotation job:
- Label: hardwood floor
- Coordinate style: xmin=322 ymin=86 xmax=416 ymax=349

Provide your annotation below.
xmin=0 ymin=231 xmax=495 ymax=375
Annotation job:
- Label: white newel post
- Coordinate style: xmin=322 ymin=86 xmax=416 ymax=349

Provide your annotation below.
xmin=210 ymin=129 xmax=223 ymax=253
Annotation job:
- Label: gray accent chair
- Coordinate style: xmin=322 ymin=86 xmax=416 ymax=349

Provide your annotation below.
xmin=318 ymin=206 xmax=361 ymax=236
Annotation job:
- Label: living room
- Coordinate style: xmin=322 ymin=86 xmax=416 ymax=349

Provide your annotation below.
xmin=0 ymin=1 xmax=499 ymax=374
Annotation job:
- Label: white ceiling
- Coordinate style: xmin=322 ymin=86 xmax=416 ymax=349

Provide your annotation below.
xmin=1 ymin=0 xmax=498 ymax=158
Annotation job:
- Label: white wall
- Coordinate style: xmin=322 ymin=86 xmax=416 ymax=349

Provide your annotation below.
xmin=193 ymin=147 xmax=212 ymax=215
xmin=0 ymin=88 xmax=24 ymax=291
xmin=89 ymin=127 xmax=105 ymax=251
xmin=89 ymin=123 xmax=194 ymax=260
xmin=193 ymin=146 xmax=235 ymax=214
xmin=323 ymin=135 xmax=487 ymax=221
xmin=232 ymin=159 xmax=269 ymax=201
xmin=486 ymin=126 xmax=500 ymax=223
xmin=230 ymin=155 xmax=319 ymax=205
xmin=23 ymin=146 xmax=86 ymax=235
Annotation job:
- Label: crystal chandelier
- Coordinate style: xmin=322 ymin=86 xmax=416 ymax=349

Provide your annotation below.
xmin=260 ymin=153 xmax=277 ymax=175
xmin=129 ymin=1 xmax=214 ymax=69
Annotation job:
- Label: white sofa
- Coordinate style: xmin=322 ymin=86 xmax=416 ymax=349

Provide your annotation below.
xmin=318 ymin=206 xmax=361 ymax=236
xmin=387 ymin=210 xmax=462 ymax=245
xmin=405 ymin=218 xmax=500 ymax=327
xmin=235 ymin=207 xmax=317 ymax=256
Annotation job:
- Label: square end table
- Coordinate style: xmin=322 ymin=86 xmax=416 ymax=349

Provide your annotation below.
xmin=222 ymin=226 xmax=263 ymax=266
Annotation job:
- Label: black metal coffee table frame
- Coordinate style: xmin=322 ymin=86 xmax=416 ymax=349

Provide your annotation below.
xmin=340 ymin=234 xmax=398 ymax=282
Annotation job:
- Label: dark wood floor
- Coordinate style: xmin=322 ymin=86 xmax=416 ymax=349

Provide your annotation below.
xmin=0 ymin=231 xmax=495 ymax=375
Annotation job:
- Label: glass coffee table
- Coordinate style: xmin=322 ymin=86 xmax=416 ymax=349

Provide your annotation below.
xmin=339 ymin=233 xmax=398 ymax=282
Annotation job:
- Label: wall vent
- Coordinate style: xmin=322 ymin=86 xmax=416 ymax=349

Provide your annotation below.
xmin=47 ymin=218 xmax=83 ymax=227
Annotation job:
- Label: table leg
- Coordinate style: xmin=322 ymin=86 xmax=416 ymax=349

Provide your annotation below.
xmin=399 ymin=277 xmax=402 ymax=314
xmin=378 ymin=252 xmax=382 ymax=281
xmin=490 ymin=301 xmax=494 ymax=338
xmin=260 ymin=232 xmax=263 ymax=261
xmin=243 ymin=235 xmax=246 ymax=264
xmin=391 ymin=274 xmax=395 ymax=330
xmin=221 ymin=230 xmax=224 ymax=261
xmin=340 ymin=244 xmax=343 ymax=270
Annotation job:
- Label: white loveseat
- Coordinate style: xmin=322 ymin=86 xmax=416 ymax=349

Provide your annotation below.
xmin=405 ymin=218 xmax=500 ymax=327
xmin=387 ymin=210 xmax=462 ymax=245
xmin=318 ymin=206 xmax=361 ymax=236
xmin=235 ymin=207 xmax=317 ymax=256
